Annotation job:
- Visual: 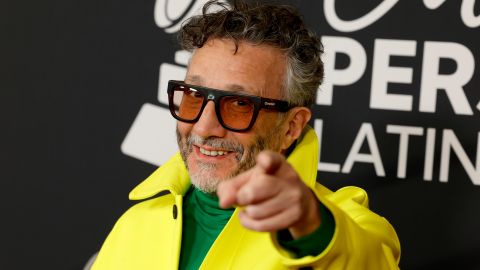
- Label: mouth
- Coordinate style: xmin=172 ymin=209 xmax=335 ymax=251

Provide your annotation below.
xmin=199 ymin=146 xmax=230 ymax=157
xmin=195 ymin=143 xmax=235 ymax=157
xmin=183 ymin=135 xmax=244 ymax=163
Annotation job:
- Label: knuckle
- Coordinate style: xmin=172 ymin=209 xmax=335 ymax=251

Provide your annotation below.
xmin=254 ymin=223 xmax=266 ymax=231
xmin=286 ymin=187 xmax=303 ymax=204
xmin=261 ymin=176 xmax=276 ymax=189
xmin=277 ymin=214 xmax=292 ymax=229
xmin=294 ymin=206 xmax=303 ymax=221
xmin=281 ymin=219 xmax=293 ymax=229
xmin=245 ymin=205 xmax=261 ymax=218
xmin=287 ymin=204 xmax=302 ymax=224
xmin=292 ymin=187 xmax=303 ymax=199
xmin=238 ymin=189 xmax=253 ymax=205
xmin=243 ymin=219 xmax=261 ymax=231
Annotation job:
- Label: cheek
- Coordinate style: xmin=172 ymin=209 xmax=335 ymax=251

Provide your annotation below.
xmin=249 ymin=114 xmax=286 ymax=150
xmin=176 ymin=122 xmax=193 ymax=160
xmin=254 ymin=113 xmax=282 ymax=135
xmin=177 ymin=122 xmax=192 ymax=139
xmin=232 ymin=132 xmax=255 ymax=151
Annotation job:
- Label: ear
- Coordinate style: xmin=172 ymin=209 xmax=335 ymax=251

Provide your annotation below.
xmin=280 ymin=107 xmax=312 ymax=151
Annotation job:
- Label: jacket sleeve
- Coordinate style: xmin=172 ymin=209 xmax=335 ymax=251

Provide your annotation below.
xmin=270 ymin=184 xmax=401 ymax=270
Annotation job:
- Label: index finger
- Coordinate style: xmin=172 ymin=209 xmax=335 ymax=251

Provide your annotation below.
xmin=256 ymin=150 xmax=284 ymax=175
xmin=217 ymin=169 xmax=253 ymax=208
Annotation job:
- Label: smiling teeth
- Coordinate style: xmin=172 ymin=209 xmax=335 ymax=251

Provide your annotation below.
xmin=199 ymin=147 xmax=228 ymax=156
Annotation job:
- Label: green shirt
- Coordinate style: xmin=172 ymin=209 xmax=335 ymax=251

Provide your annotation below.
xmin=179 ymin=187 xmax=335 ymax=270
xmin=179 ymin=187 xmax=234 ymax=270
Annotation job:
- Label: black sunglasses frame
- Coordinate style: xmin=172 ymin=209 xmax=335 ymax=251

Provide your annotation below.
xmin=167 ymin=80 xmax=294 ymax=132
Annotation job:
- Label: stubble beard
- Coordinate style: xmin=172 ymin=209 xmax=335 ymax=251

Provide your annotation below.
xmin=176 ymin=127 xmax=281 ymax=194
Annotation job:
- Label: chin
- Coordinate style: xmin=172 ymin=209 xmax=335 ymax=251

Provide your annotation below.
xmin=189 ymin=173 xmax=223 ymax=194
xmin=188 ymin=162 xmax=238 ymax=194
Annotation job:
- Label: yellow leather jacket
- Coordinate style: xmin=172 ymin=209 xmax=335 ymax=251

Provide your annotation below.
xmin=92 ymin=126 xmax=400 ymax=269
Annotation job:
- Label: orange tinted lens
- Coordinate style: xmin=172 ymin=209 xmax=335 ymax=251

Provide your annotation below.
xmin=173 ymin=86 xmax=204 ymax=120
xmin=220 ymin=96 xmax=255 ymax=129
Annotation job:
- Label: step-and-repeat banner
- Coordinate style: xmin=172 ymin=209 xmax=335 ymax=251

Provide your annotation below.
xmin=3 ymin=0 xmax=479 ymax=269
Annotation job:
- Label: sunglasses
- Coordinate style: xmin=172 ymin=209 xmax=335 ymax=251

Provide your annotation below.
xmin=167 ymin=80 xmax=294 ymax=132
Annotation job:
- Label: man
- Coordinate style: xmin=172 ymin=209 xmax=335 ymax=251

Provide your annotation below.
xmin=92 ymin=1 xmax=400 ymax=269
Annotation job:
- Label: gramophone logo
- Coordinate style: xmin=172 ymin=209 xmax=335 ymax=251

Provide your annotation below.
xmin=121 ymin=0 xmax=224 ymax=166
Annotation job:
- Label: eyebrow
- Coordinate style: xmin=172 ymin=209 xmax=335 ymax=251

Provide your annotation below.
xmin=185 ymin=75 xmax=252 ymax=94
xmin=226 ymin=84 xmax=248 ymax=94
xmin=186 ymin=75 xmax=203 ymax=85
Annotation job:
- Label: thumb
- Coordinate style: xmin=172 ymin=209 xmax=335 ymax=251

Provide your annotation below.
xmin=217 ymin=169 xmax=252 ymax=208
xmin=256 ymin=150 xmax=284 ymax=175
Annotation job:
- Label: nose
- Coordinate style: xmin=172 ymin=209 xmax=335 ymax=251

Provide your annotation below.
xmin=192 ymin=101 xmax=227 ymax=138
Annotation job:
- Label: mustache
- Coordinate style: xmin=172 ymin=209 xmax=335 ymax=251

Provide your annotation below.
xmin=187 ymin=134 xmax=244 ymax=154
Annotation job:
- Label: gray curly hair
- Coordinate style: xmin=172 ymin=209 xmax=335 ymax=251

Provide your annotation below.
xmin=179 ymin=0 xmax=324 ymax=107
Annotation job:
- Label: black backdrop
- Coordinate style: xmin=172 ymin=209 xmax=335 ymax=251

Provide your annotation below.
xmin=2 ymin=0 xmax=479 ymax=269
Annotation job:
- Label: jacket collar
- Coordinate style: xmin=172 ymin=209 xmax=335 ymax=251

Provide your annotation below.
xmin=129 ymin=125 xmax=319 ymax=200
